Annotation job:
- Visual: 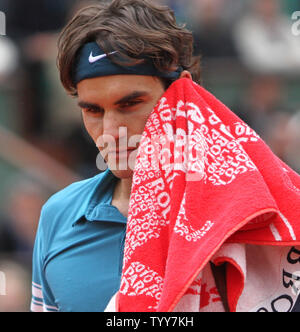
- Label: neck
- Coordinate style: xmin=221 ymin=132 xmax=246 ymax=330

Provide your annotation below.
xmin=114 ymin=177 xmax=133 ymax=202
xmin=112 ymin=177 xmax=133 ymax=218
xmin=119 ymin=177 xmax=133 ymax=200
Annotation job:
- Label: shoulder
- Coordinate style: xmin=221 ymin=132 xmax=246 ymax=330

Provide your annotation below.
xmin=39 ymin=171 xmax=109 ymax=230
xmin=46 ymin=172 xmax=104 ymax=205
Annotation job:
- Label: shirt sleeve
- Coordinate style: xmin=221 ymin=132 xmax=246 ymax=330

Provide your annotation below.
xmin=31 ymin=210 xmax=59 ymax=312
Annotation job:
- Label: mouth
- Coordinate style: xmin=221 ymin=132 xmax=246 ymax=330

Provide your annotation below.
xmin=109 ymin=148 xmax=137 ymax=154
xmin=101 ymin=147 xmax=139 ymax=171
xmin=106 ymin=148 xmax=138 ymax=161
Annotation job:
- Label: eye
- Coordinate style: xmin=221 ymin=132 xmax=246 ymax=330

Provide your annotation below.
xmin=82 ymin=108 xmax=103 ymax=116
xmin=120 ymin=100 xmax=143 ymax=108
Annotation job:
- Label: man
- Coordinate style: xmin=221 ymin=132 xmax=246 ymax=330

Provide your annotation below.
xmin=32 ymin=0 xmax=300 ymax=312
xmin=31 ymin=0 xmax=198 ymax=312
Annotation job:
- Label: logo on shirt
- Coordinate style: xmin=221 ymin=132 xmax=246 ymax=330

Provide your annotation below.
xmin=89 ymin=51 xmax=117 ymax=64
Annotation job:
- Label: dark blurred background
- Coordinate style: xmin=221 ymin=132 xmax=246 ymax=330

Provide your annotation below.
xmin=0 ymin=0 xmax=299 ymax=311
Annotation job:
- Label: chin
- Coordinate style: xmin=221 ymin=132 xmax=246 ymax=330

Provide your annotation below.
xmin=105 ymin=149 xmax=138 ymax=179
xmin=109 ymin=168 xmax=134 ymax=179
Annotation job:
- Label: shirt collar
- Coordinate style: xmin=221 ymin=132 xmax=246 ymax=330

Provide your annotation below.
xmin=73 ymin=168 xmax=127 ymax=226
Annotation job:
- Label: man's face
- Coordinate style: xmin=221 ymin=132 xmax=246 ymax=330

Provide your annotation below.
xmin=77 ymin=75 xmax=165 ymax=179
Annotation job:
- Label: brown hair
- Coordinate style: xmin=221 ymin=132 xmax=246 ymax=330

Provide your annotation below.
xmin=57 ymin=0 xmax=201 ymax=96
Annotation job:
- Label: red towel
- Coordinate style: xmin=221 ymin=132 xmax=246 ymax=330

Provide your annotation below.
xmin=118 ymin=78 xmax=300 ymax=312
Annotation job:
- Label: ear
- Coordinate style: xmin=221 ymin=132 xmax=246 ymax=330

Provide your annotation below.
xmin=179 ymin=70 xmax=192 ymax=80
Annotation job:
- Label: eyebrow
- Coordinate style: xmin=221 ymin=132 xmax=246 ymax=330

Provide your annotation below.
xmin=78 ymin=91 xmax=149 ymax=110
xmin=114 ymin=91 xmax=149 ymax=105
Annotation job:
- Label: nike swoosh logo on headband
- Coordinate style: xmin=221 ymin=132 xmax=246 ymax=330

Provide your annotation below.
xmin=89 ymin=51 xmax=117 ymax=64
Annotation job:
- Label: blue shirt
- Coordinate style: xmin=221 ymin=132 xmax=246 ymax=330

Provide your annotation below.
xmin=31 ymin=169 xmax=127 ymax=312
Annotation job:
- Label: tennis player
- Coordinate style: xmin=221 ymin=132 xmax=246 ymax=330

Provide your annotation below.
xmin=31 ymin=0 xmax=197 ymax=312
xmin=31 ymin=0 xmax=300 ymax=313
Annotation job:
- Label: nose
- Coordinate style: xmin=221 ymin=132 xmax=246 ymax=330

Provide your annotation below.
xmin=98 ymin=111 xmax=128 ymax=150
xmin=102 ymin=110 xmax=121 ymax=139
